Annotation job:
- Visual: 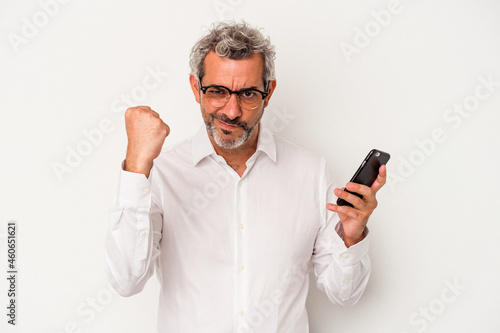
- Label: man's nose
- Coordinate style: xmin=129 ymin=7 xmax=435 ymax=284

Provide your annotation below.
xmin=222 ymin=93 xmax=242 ymax=120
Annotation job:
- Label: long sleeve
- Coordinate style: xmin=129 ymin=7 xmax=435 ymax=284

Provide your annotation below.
xmin=311 ymin=160 xmax=371 ymax=307
xmin=312 ymin=219 xmax=371 ymax=307
xmin=105 ymin=166 xmax=163 ymax=297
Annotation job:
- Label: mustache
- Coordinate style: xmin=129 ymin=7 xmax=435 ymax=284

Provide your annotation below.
xmin=212 ymin=113 xmax=248 ymax=130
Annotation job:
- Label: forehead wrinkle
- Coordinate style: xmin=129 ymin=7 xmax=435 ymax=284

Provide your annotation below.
xmin=208 ymin=76 xmax=261 ymax=91
xmin=203 ymin=52 xmax=265 ymax=90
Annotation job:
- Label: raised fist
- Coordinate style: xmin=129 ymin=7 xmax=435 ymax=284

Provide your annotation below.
xmin=124 ymin=106 xmax=170 ymax=177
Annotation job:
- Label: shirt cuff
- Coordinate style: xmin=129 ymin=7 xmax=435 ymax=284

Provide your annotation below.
xmin=333 ymin=221 xmax=370 ymax=263
xmin=117 ymin=160 xmax=152 ymax=207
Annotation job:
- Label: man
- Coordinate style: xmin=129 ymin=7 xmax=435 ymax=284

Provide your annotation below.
xmin=105 ymin=21 xmax=387 ymax=332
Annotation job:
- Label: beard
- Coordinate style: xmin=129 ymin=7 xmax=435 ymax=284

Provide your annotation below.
xmin=203 ymin=110 xmax=262 ymax=150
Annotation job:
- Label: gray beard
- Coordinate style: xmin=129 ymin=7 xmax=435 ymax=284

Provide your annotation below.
xmin=204 ymin=113 xmax=261 ymax=149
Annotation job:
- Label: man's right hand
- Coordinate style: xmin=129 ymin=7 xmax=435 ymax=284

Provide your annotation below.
xmin=124 ymin=106 xmax=170 ymax=177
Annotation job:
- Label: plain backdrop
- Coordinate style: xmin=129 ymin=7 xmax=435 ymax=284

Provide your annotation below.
xmin=1 ymin=0 xmax=499 ymax=332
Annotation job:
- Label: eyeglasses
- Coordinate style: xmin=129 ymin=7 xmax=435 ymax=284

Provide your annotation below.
xmin=198 ymin=79 xmax=269 ymax=110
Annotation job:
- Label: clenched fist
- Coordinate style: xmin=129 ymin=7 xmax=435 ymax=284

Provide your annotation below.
xmin=124 ymin=106 xmax=170 ymax=177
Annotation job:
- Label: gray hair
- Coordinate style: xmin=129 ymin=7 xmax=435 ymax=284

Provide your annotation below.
xmin=189 ymin=21 xmax=276 ymax=87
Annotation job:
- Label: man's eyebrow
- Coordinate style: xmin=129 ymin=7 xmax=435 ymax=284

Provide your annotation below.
xmin=205 ymin=84 xmax=262 ymax=90
xmin=239 ymin=85 xmax=260 ymax=90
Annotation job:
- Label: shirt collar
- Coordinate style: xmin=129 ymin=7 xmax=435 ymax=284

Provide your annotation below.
xmin=191 ymin=124 xmax=277 ymax=166
xmin=255 ymin=125 xmax=277 ymax=163
xmin=192 ymin=124 xmax=217 ymax=166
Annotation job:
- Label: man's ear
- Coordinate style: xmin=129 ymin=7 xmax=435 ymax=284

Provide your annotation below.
xmin=189 ymin=75 xmax=201 ymax=104
xmin=263 ymin=80 xmax=277 ymax=108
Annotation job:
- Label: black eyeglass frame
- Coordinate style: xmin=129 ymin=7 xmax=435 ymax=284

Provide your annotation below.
xmin=198 ymin=78 xmax=270 ymax=110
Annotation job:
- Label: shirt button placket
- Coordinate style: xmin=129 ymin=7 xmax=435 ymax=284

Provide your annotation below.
xmin=235 ymin=178 xmax=248 ymax=323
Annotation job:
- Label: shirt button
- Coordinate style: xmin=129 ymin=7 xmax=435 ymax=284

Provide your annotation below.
xmin=140 ymin=230 xmax=147 ymax=236
xmin=239 ymin=310 xmax=244 ymax=316
xmin=341 ymin=254 xmax=349 ymax=259
xmin=238 ymin=181 xmax=242 ymax=187
xmin=344 ymin=279 xmax=351 ymax=283
xmin=143 ymin=187 xmax=150 ymax=194
xmin=239 ymin=265 xmax=245 ymax=271
xmin=239 ymin=224 xmax=244 ymax=230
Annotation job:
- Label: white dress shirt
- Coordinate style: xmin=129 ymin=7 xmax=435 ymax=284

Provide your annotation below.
xmin=105 ymin=125 xmax=370 ymax=333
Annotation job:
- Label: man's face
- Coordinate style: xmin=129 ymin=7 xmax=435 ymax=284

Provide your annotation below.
xmin=190 ymin=51 xmax=275 ymax=150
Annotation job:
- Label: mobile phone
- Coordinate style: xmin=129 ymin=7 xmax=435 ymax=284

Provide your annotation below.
xmin=336 ymin=149 xmax=390 ymax=207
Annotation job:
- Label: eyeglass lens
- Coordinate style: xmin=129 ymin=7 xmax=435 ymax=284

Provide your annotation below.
xmin=205 ymin=87 xmax=263 ymax=110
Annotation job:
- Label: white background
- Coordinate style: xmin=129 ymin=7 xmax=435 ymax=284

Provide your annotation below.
xmin=1 ymin=0 xmax=499 ymax=332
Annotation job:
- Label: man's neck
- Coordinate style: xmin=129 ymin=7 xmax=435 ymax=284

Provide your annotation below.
xmin=209 ymin=126 xmax=259 ymax=177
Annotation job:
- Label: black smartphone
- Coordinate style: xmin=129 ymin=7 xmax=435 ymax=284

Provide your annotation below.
xmin=336 ymin=149 xmax=390 ymax=207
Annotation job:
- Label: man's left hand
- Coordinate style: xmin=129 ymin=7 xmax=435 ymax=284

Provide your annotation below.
xmin=327 ymin=165 xmax=387 ymax=247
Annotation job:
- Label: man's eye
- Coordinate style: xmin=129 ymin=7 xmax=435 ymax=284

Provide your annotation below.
xmin=240 ymin=91 xmax=257 ymax=99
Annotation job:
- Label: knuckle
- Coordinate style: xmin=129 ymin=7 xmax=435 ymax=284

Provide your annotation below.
xmin=152 ymin=117 xmax=162 ymax=128
xmin=359 ymin=211 xmax=369 ymax=221
xmin=353 ymin=196 xmax=363 ymax=207
xmin=125 ymin=107 xmax=136 ymax=118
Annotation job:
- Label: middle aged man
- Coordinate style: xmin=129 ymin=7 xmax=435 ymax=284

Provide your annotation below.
xmin=106 ymin=20 xmax=387 ymax=332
